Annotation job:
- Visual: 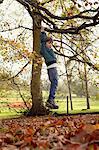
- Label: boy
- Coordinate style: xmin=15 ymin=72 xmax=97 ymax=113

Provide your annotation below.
xmin=40 ymin=27 xmax=59 ymax=109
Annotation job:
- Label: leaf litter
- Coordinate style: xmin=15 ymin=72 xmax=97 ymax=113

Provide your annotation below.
xmin=0 ymin=114 xmax=99 ymax=150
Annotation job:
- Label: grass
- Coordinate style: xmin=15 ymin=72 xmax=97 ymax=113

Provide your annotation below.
xmin=0 ymin=112 xmax=21 ymax=118
xmin=0 ymin=90 xmax=99 ymax=118
xmin=54 ymin=97 xmax=99 ymax=114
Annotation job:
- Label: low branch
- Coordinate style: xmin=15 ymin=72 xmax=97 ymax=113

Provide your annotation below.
xmin=54 ymin=48 xmax=99 ymax=71
xmin=3 ymin=21 xmax=99 ymax=35
xmin=1 ymin=61 xmax=30 ymax=81
xmin=44 ymin=21 xmax=99 ymax=34
xmin=12 ymin=78 xmax=29 ymax=110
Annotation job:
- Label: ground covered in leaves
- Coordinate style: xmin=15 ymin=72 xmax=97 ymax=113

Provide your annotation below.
xmin=0 ymin=114 xmax=99 ymax=150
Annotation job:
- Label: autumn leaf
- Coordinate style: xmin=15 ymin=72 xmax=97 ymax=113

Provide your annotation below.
xmin=0 ymin=114 xmax=99 ymax=149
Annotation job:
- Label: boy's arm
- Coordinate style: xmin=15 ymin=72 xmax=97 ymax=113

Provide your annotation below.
xmin=40 ymin=27 xmax=47 ymax=55
xmin=40 ymin=27 xmax=47 ymax=42
xmin=40 ymin=27 xmax=56 ymax=60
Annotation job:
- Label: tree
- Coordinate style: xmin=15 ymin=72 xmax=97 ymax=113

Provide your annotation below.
xmin=75 ymin=32 xmax=91 ymax=109
xmin=61 ymin=35 xmax=73 ymax=110
xmin=29 ymin=12 xmax=49 ymax=115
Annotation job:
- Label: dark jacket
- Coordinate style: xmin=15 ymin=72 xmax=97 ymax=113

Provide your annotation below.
xmin=40 ymin=32 xmax=56 ymax=66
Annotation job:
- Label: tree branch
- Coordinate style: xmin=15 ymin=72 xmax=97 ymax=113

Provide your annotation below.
xmin=44 ymin=21 xmax=99 ymax=34
xmin=15 ymin=0 xmax=99 ymax=34
xmin=54 ymin=46 xmax=99 ymax=71
xmin=0 ymin=0 xmax=3 ymax=4
xmin=0 ymin=25 xmax=32 ymax=32
xmin=2 ymin=61 xmax=30 ymax=81
xmin=16 ymin=0 xmax=33 ymax=18
xmin=12 ymin=78 xmax=30 ymax=110
xmin=40 ymin=0 xmax=54 ymax=6
xmin=25 ymin=0 xmax=99 ymax=20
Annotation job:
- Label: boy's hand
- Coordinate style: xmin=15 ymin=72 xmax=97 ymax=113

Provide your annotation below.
xmin=41 ymin=26 xmax=45 ymax=32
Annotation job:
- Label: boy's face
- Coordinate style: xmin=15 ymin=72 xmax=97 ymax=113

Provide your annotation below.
xmin=46 ymin=41 xmax=52 ymax=49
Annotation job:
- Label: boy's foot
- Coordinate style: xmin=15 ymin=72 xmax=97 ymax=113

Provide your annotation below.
xmin=46 ymin=101 xmax=59 ymax=109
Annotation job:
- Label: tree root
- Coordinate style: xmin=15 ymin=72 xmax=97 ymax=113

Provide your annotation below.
xmin=24 ymin=105 xmax=51 ymax=116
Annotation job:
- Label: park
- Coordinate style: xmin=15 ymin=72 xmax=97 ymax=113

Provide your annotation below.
xmin=0 ymin=0 xmax=99 ymax=149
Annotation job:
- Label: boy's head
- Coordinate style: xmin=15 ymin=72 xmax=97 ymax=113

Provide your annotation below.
xmin=46 ymin=37 xmax=53 ymax=48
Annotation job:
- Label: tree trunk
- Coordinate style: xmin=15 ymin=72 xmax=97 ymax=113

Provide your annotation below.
xmin=27 ymin=15 xmax=49 ymax=116
xmin=84 ymin=63 xmax=90 ymax=109
xmin=66 ymin=67 xmax=73 ymax=110
xmin=61 ymin=33 xmax=73 ymax=111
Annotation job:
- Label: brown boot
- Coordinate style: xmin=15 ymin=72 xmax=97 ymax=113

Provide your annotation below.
xmin=46 ymin=100 xmax=59 ymax=109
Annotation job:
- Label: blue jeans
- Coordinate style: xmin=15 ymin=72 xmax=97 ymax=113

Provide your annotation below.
xmin=47 ymin=67 xmax=58 ymax=101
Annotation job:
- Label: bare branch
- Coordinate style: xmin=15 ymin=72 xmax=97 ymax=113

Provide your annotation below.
xmin=12 ymin=78 xmax=30 ymax=110
xmin=40 ymin=0 xmax=54 ymax=6
xmin=1 ymin=61 xmax=30 ymax=81
xmin=0 ymin=25 xmax=32 ymax=32
xmin=24 ymin=0 xmax=99 ymax=20
xmin=54 ymin=46 xmax=99 ymax=71
xmin=44 ymin=21 xmax=99 ymax=34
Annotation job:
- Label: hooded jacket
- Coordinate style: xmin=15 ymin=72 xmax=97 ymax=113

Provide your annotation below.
xmin=40 ymin=32 xmax=57 ymax=66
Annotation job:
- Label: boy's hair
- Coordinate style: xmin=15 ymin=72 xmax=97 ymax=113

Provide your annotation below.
xmin=46 ymin=37 xmax=53 ymax=43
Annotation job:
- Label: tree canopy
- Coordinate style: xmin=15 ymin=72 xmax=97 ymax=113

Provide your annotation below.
xmin=15 ymin=0 xmax=99 ymax=34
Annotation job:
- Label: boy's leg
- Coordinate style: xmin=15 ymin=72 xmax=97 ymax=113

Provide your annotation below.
xmin=46 ymin=67 xmax=59 ymax=109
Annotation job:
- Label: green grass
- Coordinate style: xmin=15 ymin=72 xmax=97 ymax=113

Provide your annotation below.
xmin=0 ymin=90 xmax=99 ymax=118
xmin=0 ymin=112 xmax=21 ymax=118
xmin=54 ymin=97 xmax=99 ymax=114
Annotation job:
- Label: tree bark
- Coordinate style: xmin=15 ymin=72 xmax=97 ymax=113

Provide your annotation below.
xmin=27 ymin=14 xmax=49 ymax=116
xmin=84 ymin=63 xmax=90 ymax=109
xmin=66 ymin=67 xmax=73 ymax=110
